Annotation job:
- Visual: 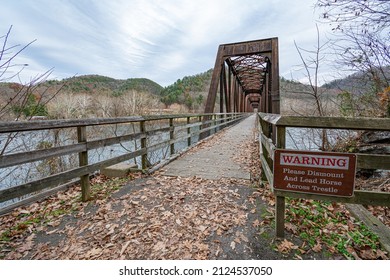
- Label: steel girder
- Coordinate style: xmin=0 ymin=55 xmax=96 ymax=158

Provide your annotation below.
xmin=204 ymin=38 xmax=280 ymax=114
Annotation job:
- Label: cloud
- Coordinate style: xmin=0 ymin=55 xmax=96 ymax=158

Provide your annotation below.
xmin=0 ymin=0 xmax=335 ymax=86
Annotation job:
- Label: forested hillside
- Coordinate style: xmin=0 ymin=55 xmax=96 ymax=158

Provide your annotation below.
xmin=0 ymin=75 xmax=165 ymax=120
xmin=2 ymin=67 xmax=387 ymax=121
xmin=321 ymin=67 xmax=390 ymax=117
xmin=160 ymin=69 xmax=213 ymax=111
xmin=57 ymin=75 xmax=163 ymax=96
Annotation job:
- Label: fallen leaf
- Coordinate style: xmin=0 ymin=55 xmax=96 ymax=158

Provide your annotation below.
xmin=312 ymin=242 xmax=322 ymax=253
xmin=26 ymin=233 xmax=36 ymax=242
xmin=285 ymin=222 xmax=297 ymax=234
xmin=252 ymin=219 xmax=260 ymax=227
xmin=85 ymin=248 xmax=103 ymax=259
xmin=294 ymin=254 xmax=303 ymax=260
xmin=197 ymin=225 xmax=207 ymax=232
xmin=346 ymin=247 xmax=361 ymax=260
xmin=183 ymin=240 xmax=192 ymax=251
xmin=17 ymin=241 xmax=33 ymax=253
xmin=46 ymin=229 xmax=58 ymax=235
xmin=153 ymin=241 xmax=165 ymax=252
xmin=120 ymin=241 xmax=131 ymax=256
xmin=358 ymin=246 xmax=376 ymax=260
xmin=376 ymin=249 xmax=388 ymax=260
xmin=277 ymin=239 xmax=298 ymax=254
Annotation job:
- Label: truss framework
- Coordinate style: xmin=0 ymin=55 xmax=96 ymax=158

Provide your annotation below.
xmin=204 ymin=38 xmax=280 ymax=114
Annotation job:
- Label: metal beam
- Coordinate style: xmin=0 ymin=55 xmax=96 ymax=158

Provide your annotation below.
xmin=205 ymin=46 xmax=224 ymax=113
xmin=204 ymin=38 xmax=279 ymax=114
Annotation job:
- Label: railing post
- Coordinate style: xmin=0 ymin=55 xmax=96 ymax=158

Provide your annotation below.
xmin=213 ymin=114 xmax=217 ymax=133
xmin=77 ymin=126 xmax=90 ymax=202
xmin=140 ymin=120 xmax=147 ymax=169
xmin=169 ymin=118 xmax=174 ymax=155
xmin=275 ymin=196 xmax=286 ymax=238
xmin=258 ymin=116 xmax=268 ymax=183
xmin=198 ymin=116 xmax=203 ymax=139
xmin=225 ymin=113 xmax=228 ymax=126
xmin=275 ymin=125 xmax=286 ymax=238
xmin=187 ymin=117 xmax=191 ymax=147
xmin=260 ymin=117 xmax=271 ymax=182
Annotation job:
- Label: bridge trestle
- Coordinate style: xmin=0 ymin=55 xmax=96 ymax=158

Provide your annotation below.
xmin=204 ymin=38 xmax=280 ymax=114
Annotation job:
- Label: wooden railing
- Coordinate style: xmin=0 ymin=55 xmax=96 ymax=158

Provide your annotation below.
xmin=0 ymin=113 xmax=247 ymax=208
xmin=257 ymin=113 xmax=390 ymax=237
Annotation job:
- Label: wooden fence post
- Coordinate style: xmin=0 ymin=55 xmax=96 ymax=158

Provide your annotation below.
xmin=169 ymin=118 xmax=174 ymax=155
xmin=260 ymin=117 xmax=271 ymax=182
xmin=140 ymin=121 xmax=147 ymax=169
xmin=198 ymin=116 xmax=203 ymax=139
xmin=214 ymin=114 xmax=217 ymax=133
xmin=77 ymin=126 xmax=90 ymax=202
xmin=187 ymin=117 xmax=191 ymax=147
xmin=258 ymin=116 xmax=267 ymax=182
xmin=275 ymin=125 xmax=286 ymax=238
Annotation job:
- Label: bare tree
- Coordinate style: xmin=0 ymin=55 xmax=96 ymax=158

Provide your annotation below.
xmin=292 ymin=25 xmax=335 ymax=150
xmin=317 ymin=0 xmax=390 ymax=32
xmin=316 ymin=0 xmax=390 ymax=117
xmin=294 ymin=27 xmax=330 ymax=117
xmin=1 ymin=26 xmax=63 ymax=122
xmin=0 ymin=26 xmax=65 ymax=191
xmin=0 ymin=26 xmax=34 ymax=82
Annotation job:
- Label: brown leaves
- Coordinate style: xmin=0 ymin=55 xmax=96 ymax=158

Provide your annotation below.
xmin=378 ymin=86 xmax=390 ymax=108
xmin=348 ymin=245 xmax=389 ymax=260
xmin=0 ymin=174 xmax=130 ymax=259
xmin=85 ymin=248 xmax=103 ymax=259
xmin=276 ymin=239 xmax=298 ymax=254
xmin=120 ymin=241 xmax=131 ymax=256
xmin=285 ymin=223 xmax=297 ymax=234
xmin=1 ymin=175 xmax=252 ymax=260
xmin=312 ymin=242 xmax=322 ymax=253
xmin=281 ymin=198 xmax=389 ymax=260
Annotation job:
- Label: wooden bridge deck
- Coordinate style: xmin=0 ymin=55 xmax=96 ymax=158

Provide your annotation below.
xmin=162 ymin=114 xmax=256 ymax=180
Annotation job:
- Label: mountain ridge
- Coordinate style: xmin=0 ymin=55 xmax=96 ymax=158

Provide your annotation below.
xmin=3 ymin=67 xmax=386 ymax=119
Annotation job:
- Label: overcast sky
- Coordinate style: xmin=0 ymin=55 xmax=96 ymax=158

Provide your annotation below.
xmin=0 ymin=0 xmax=334 ymax=86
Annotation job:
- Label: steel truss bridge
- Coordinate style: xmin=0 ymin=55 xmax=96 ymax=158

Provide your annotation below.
xmin=204 ymin=38 xmax=280 ymax=114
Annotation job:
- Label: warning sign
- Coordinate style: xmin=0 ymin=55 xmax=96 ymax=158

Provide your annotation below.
xmin=273 ymin=149 xmax=357 ymax=197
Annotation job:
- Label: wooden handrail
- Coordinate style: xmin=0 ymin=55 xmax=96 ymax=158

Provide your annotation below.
xmin=0 ymin=113 xmax=248 ymax=206
xmin=0 ymin=113 xmax=243 ymax=133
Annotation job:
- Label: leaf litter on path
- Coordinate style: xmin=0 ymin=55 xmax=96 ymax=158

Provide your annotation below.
xmin=1 ymin=174 xmax=255 ymax=259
